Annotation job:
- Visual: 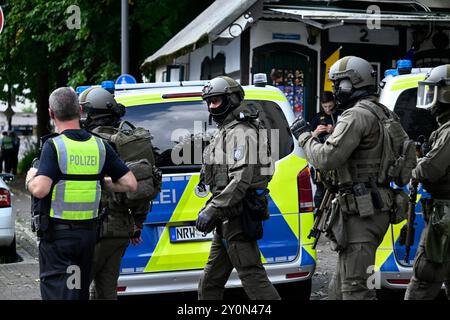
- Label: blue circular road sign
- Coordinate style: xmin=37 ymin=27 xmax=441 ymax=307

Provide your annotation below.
xmin=116 ymin=74 xmax=137 ymax=84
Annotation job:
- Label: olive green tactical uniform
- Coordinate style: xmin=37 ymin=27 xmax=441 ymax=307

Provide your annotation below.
xmin=198 ymin=106 xmax=280 ymax=300
xmin=90 ymin=128 xmax=150 ymax=300
xmin=405 ymin=120 xmax=450 ymax=300
xmin=299 ymin=96 xmax=394 ymax=300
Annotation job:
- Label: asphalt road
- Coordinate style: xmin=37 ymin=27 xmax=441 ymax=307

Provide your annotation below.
xmin=0 ymin=176 xmax=336 ymax=300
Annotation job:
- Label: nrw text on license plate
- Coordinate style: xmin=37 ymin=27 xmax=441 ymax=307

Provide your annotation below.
xmin=170 ymin=226 xmax=214 ymax=242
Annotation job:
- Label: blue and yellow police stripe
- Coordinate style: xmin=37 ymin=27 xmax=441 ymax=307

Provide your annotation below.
xmin=118 ymin=89 xmax=316 ymax=273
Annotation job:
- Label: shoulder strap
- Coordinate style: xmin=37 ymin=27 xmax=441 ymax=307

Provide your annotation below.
xmin=88 ymin=126 xmax=118 ymax=143
xmin=355 ymin=99 xmax=389 ymax=121
xmin=223 ymin=119 xmax=241 ymax=130
xmin=118 ymin=120 xmax=136 ymax=131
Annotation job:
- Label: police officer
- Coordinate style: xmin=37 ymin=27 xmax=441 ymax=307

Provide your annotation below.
xmin=405 ymin=65 xmax=450 ymax=300
xmin=80 ymin=87 xmax=158 ymax=300
xmin=26 ymin=87 xmax=137 ymax=300
xmin=196 ymin=76 xmax=280 ymax=300
xmin=309 ymin=91 xmax=342 ymax=211
xmin=291 ymin=56 xmax=407 ymax=300
xmin=310 ymin=91 xmax=341 ymax=144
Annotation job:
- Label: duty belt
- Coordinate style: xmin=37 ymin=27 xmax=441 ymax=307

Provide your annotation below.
xmin=51 ymin=220 xmax=97 ymax=231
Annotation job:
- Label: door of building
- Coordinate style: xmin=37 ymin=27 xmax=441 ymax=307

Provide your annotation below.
xmin=252 ymin=43 xmax=318 ymax=120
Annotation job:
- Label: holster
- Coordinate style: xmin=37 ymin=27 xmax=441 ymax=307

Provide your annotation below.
xmin=326 ymin=198 xmax=348 ymax=252
xmin=96 ymin=206 xmax=109 ymax=242
xmin=240 ymin=189 xmax=270 ymax=241
xmin=31 ymin=195 xmax=51 ymax=240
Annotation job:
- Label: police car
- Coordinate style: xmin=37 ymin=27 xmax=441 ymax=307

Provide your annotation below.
xmin=78 ymin=75 xmax=316 ymax=298
xmin=374 ymin=60 xmax=435 ymax=296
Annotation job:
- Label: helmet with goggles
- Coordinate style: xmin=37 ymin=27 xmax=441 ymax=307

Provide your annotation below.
xmin=79 ymin=87 xmax=126 ymax=121
xmin=416 ymin=64 xmax=450 ymax=110
xmin=329 ymin=56 xmax=376 ymax=107
xmin=202 ymin=76 xmax=245 ymax=123
xmin=202 ymin=76 xmax=244 ymax=107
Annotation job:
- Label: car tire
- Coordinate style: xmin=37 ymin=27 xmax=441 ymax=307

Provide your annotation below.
xmin=276 ymin=278 xmax=312 ymax=300
xmin=0 ymin=236 xmax=17 ymax=263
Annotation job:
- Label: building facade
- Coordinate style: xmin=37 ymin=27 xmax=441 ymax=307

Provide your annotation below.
xmin=142 ymin=0 xmax=450 ymax=120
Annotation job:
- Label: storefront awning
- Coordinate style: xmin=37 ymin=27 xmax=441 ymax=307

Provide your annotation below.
xmin=269 ymin=7 xmax=450 ymax=23
xmin=141 ymin=0 xmax=259 ymax=72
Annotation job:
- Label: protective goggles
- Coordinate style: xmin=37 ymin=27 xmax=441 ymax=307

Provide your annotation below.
xmin=204 ymin=96 xmax=224 ymax=106
xmin=334 ymin=79 xmax=353 ymax=95
xmin=416 ymin=79 xmax=450 ymax=109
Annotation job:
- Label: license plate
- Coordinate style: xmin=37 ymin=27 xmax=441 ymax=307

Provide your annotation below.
xmin=169 ymin=226 xmax=214 ymax=243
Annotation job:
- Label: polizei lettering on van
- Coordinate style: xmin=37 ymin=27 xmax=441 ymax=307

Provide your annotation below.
xmin=69 ymin=155 xmax=97 ymax=166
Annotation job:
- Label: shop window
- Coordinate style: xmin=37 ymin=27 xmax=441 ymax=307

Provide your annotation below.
xmin=200 ymin=53 xmax=226 ymax=80
xmin=270 ymin=67 xmax=305 ymax=117
xmin=200 ymin=57 xmax=212 ymax=80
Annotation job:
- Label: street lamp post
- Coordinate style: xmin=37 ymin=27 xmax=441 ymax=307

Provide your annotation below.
xmin=121 ymin=0 xmax=129 ymax=74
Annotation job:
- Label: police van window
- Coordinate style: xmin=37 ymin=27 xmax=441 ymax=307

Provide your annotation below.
xmin=242 ymin=100 xmax=294 ymax=160
xmin=393 ymin=88 xmax=438 ymax=141
xmin=123 ymin=101 xmax=216 ymax=173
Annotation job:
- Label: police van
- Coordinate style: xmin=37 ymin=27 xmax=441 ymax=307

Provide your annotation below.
xmin=78 ymin=76 xmax=316 ymax=298
xmin=374 ymin=61 xmax=436 ymax=296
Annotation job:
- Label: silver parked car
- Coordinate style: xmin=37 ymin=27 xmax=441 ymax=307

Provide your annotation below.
xmin=0 ymin=173 xmax=15 ymax=262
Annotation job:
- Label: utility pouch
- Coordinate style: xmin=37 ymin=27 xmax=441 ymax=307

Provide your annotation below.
xmin=244 ymin=189 xmax=270 ymax=221
xmin=355 ymin=193 xmax=375 ymax=218
xmin=337 ymin=192 xmax=358 ymax=216
xmin=240 ymin=189 xmax=270 ymax=241
xmin=353 ymin=183 xmax=375 ymax=218
xmin=390 ymin=189 xmax=409 ymax=224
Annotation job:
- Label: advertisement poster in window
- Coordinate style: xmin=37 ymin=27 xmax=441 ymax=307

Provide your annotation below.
xmin=270 ymin=68 xmax=305 ymax=117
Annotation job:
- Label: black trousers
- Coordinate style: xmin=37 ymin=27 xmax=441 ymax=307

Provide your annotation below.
xmin=2 ymin=150 xmax=13 ymax=173
xmin=39 ymin=227 xmax=96 ymax=300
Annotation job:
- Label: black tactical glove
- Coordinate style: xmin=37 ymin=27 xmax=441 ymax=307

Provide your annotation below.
xmin=290 ymin=116 xmax=311 ymax=140
xmin=195 ymin=207 xmax=218 ymax=233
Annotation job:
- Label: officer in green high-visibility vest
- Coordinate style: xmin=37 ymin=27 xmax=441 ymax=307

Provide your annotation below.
xmin=26 ymin=87 xmax=137 ymax=300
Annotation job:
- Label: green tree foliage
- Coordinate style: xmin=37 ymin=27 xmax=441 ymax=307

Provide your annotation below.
xmin=0 ymin=0 xmax=213 ymax=139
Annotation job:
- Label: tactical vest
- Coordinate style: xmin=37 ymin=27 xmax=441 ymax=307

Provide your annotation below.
xmin=347 ymin=99 xmax=415 ymax=187
xmin=49 ymin=135 xmax=106 ymax=220
xmin=421 ymin=122 xmax=450 ymax=199
xmin=203 ymin=118 xmax=271 ymax=195
xmin=345 ymin=101 xmax=385 ymax=185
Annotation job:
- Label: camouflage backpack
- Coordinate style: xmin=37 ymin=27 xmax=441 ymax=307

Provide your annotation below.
xmin=91 ymin=121 xmax=162 ymax=208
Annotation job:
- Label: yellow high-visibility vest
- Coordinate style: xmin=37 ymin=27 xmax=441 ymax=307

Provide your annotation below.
xmin=50 ymin=135 xmax=106 ymax=220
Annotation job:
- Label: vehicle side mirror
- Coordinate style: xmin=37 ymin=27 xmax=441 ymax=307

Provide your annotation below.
xmin=0 ymin=173 xmax=14 ymax=184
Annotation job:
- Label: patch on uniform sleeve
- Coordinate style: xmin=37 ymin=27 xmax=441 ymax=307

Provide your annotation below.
xmin=233 ymin=146 xmax=245 ymax=161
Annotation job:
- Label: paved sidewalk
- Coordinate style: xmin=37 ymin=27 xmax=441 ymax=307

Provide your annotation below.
xmin=0 ymin=254 xmax=40 ymax=300
xmin=0 ymin=175 xmax=41 ymax=300
xmin=1 ymin=175 xmax=338 ymax=300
